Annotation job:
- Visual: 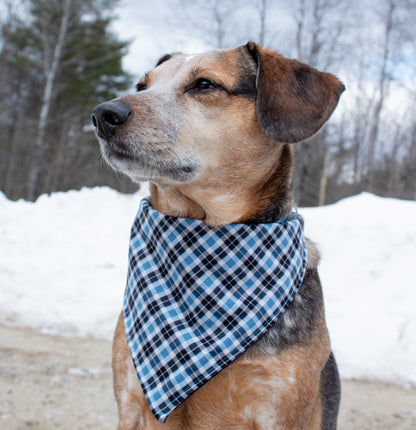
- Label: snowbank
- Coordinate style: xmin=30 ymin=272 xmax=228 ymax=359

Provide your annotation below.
xmin=0 ymin=186 xmax=148 ymax=339
xmin=1 ymin=187 xmax=415 ymax=386
xmin=302 ymin=193 xmax=416 ymax=387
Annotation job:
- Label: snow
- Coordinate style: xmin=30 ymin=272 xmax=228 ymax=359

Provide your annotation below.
xmin=301 ymin=194 xmax=416 ymax=387
xmin=1 ymin=187 xmax=415 ymax=387
xmin=0 ymin=185 xmax=149 ymax=339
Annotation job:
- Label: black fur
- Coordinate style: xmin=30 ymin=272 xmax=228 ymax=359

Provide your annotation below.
xmin=250 ymin=144 xmax=294 ymax=224
xmin=247 ymin=189 xmax=340 ymax=428
xmin=255 ymin=268 xmax=323 ymax=352
xmin=155 ymin=53 xmax=176 ymax=67
xmin=229 ymin=47 xmax=257 ymax=99
xmin=320 ymin=352 xmax=341 ymax=430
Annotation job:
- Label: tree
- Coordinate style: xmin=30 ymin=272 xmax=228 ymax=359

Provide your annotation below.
xmin=174 ymin=0 xmax=238 ymax=48
xmin=0 ymin=1 xmax=40 ymax=197
xmin=288 ymin=0 xmax=349 ymax=205
xmin=173 ymin=0 xmax=267 ymax=49
xmin=0 ymin=0 xmax=133 ymax=201
xmin=365 ymin=0 xmax=397 ymax=192
xmin=170 ymin=0 xmax=416 ymax=204
xmin=3 ymin=0 xmax=415 ymax=203
xmin=26 ymin=0 xmax=72 ymax=201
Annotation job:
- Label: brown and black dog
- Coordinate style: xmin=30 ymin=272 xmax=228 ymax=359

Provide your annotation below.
xmin=92 ymin=43 xmax=344 ymax=430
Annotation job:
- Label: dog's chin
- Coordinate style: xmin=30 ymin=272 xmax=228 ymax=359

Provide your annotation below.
xmin=99 ymin=140 xmax=198 ymax=184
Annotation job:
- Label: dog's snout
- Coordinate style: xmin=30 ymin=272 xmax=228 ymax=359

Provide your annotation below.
xmin=91 ymin=101 xmax=133 ymax=139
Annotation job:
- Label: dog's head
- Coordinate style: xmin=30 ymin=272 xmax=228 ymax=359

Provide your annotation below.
xmin=92 ymin=43 xmax=344 ymax=223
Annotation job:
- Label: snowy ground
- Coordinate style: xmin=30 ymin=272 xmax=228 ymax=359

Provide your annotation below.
xmin=1 ymin=186 xmax=415 ymax=387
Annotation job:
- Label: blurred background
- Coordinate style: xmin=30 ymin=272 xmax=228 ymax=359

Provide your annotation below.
xmin=0 ymin=0 xmax=415 ymax=206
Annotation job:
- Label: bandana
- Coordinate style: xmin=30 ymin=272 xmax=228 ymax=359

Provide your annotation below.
xmin=124 ymin=197 xmax=307 ymax=422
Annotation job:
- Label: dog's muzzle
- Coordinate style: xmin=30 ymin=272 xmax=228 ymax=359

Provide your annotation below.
xmin=91 ymin=101 xmax=133 ymax=140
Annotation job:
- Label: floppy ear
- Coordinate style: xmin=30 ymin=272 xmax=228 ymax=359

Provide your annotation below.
xmin=246 ymin=42 xmax=345 ymax=143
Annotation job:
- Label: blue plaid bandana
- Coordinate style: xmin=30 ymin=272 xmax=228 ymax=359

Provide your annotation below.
xmin=124 ymin=197 xmax=307 ymax=422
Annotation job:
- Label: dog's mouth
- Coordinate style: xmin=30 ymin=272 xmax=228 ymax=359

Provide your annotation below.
xmin=98 ymin=138 xmax=198 ymax=183
xmin=106 ymin=144 xmax=136 ymax=162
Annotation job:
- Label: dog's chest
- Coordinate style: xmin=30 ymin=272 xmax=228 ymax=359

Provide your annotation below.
xmin=124 ymin=198 xmax=308 ymax=423
xmin=166 ymin=335 xmax=327 ymax=430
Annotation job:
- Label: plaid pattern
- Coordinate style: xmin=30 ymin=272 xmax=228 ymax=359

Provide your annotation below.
xmin=124 ymin=197 xmax=307 ymax=423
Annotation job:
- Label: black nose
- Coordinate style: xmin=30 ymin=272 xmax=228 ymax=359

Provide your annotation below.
xmin=91 ymin=101 xmax=133 ymax=140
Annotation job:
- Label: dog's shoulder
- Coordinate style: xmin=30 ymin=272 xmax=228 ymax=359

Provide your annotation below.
xmin=250 ymin=249 xmax=325 ymax=357
xmin=305 ymin=238 xmax=320 ymax=269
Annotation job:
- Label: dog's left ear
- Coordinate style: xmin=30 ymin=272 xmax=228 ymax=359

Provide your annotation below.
xmin=246 ymin=42 xmax=345 ymax=143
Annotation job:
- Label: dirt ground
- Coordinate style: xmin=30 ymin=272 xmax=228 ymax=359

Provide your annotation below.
xmin=0 ymin=325 xmax=415 ymax=430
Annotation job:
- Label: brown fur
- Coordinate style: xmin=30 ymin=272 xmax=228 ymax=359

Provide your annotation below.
xmin=113 ymin=301 xmax=329 ymax=430
xmin=92 ymin=43 xmax=345 ymax=429
xmin=246 ymin=43 xmax=345 ymax=144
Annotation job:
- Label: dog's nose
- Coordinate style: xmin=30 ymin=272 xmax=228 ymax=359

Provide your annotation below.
xmin=91 ymin=101 xmax=133 ymax=139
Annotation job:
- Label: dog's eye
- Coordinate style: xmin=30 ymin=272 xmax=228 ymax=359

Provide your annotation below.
xmin=191 ymin=78 xmax=218 ymax=92
xmin=136 ymin=82 xmax=147 ymax=92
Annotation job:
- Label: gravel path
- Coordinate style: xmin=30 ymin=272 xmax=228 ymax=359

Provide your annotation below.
xmin=0 ymin=325 xmax=415 ymax=429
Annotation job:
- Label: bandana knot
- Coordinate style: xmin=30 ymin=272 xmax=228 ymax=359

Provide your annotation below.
xmin=124 ymin=197 xmax=307 ymax=422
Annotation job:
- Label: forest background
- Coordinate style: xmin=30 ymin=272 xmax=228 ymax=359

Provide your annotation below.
xmin=0 ymin=0 xmax=415 ymax=206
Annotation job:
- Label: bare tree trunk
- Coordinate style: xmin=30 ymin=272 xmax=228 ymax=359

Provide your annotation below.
xmin=319 ymin=149 xmax=330 ymax=206
xmin=351 ymin=57 xmax=372 ymax=183
xmin=367 ymin=0 xmax=395 ymax=192
xmin=295 ymin=0 xmax=306 ymax=59
xmin=26 ymin=0 xmax=71 ymax=201
xmin=308 ymin=0 xmax=321 ymax=66
xmin=213 ymin=0 xmax=226 ymax=48
xmin=258 ymin=0 xmax=268 ymax=45
xmin=292 ymin=0 xmax=345 ymax=206
xmin=46 ymin=120 xmax=70 ymax=192
xmin=387 ymin=129 xmax=400 ymax=196
xmin=4 ymin=93 xmax=25 ymax=196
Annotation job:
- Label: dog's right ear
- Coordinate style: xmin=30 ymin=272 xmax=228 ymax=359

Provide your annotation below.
xmin=246 ymin=42 xmax=345 ymax=143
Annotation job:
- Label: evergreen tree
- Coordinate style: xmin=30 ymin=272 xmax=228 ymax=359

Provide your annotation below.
xmin=0 ymin=0 xmax=133 ymax=200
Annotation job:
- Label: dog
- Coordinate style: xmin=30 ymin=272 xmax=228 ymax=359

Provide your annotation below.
xmin=92 ymin=42 xmax=345 ymax=429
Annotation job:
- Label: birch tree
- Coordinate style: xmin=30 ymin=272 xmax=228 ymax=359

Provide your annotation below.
xmin=26 ymin=0 xmax=72 ymax=201
xmin=0 ymin=0 xmax=131 ymax=201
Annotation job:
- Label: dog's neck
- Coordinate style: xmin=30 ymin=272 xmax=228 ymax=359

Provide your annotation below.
xmin=149 ymin=145 xmax=294 ymax=227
